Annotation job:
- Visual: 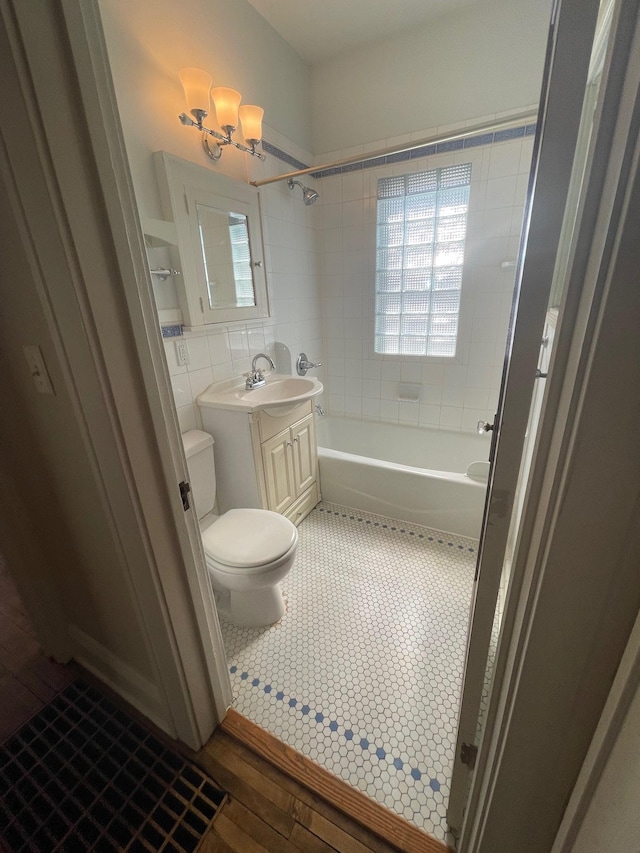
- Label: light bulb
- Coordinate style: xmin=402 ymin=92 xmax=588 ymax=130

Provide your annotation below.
xmin=239 ymin=105 xmax=264 ymax=145
xmin=178 ymin=67 xmax=211 ymax=118
xmin=212 ymin=87 xmax=241 ymax=132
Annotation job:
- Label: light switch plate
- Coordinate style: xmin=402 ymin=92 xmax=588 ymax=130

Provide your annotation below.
xmin=23 ymin=344 xmax=55 ymax=395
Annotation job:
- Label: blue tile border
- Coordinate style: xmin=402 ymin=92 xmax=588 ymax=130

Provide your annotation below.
xmin=308 ymin=122 xmax=536 ymax=180
xmin=161 ymin=324 xmax=182 ymax=338
xmin=261 ymin=139 xmax=309 ymax=172
xmin=261 ymin=122 xmax=537 ymax=183
xmin=316 ymin=506 xmax=476 ymax=553
xmin=229 ymin=665 xmax=444 ymax=794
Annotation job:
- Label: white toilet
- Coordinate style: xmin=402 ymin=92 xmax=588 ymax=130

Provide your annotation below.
xmin=182 ymin=430 xmax=298 ymax=627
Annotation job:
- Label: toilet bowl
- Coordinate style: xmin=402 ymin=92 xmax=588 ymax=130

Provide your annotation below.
xmin=182 ymin=430 xmax=298 ymax=627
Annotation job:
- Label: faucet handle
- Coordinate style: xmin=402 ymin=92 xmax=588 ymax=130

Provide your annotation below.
xmin=296 ymin=352 xmax=322 ymax=375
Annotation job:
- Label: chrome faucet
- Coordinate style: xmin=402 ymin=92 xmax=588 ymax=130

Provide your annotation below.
xmin=296 ymin=352 xmax=322 ymax=376
xmin=251 ymin=353 xmax=275 ymax=373
xmin=246 ymin=353 xmax=275 ymax=389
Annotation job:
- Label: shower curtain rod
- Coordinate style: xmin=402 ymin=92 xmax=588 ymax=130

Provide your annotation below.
xmin=251 ymin=109 xmax=537 ymax=188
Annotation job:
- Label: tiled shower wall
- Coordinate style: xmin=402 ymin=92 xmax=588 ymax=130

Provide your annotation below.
xmin=160 ymin=114 xmax=535 ymax=438
xmin=156 ymin=130 xmax=324 ymax=434
xmin=317 ymin=115 xmax=535 ymax=432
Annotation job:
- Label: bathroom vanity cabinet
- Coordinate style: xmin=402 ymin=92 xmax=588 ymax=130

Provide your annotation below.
xmin=198 ymin=399 xmax=320 ymax=526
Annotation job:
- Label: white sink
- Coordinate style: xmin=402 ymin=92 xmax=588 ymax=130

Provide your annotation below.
xmin=197 ymin=373 xmax=323 ymax=413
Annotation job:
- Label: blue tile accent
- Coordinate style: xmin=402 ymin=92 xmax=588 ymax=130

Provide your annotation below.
xmin=311 ymin=123 xmax=533 ymax=183
xmin=318 ymin=166 xmax=343 ymax=178
xmin=494 ymin=125 xmax=525 ymax=143
xmin=161 ymin=324 xmax=182 ymax=339
xmin=364 ymin=156 xmax=388 ymax=169
xmin=410 ymin=144 xmax=437 ymax=159
xmin=264 ymin=122 xmax=531 ymax=191
xmin=436 ymin=139 xmax=464 ymax=153
xmin=386 ymin=150 xmax=412 ymax=163
xmin=228 ymin=665 xmax=445 ymax=796
xmin=464 ymin=132 xmax=494 ymax=149
xmin=316 ymin=507 xmax=475 ymax=553
xmin=261 ymin=138 xmax=309 ymax=171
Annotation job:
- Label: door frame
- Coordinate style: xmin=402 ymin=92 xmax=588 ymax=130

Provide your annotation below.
xmin=447 ymin=0 xmax=602 ymax=827
xmin=59 ymin=0 xmax=234 ymax=734
xmin=0 ymin=0 xmax=232 ymax=747
xmin=460 ymin=0 xmax=640 ymax=848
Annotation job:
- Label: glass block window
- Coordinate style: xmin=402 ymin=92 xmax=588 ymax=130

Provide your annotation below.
xmin=375 ymin=163 xmax=471 ymax=357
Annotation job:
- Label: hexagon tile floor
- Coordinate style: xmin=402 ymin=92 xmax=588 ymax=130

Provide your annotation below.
xmin=219 ymin=501 xmax=478 ymax=843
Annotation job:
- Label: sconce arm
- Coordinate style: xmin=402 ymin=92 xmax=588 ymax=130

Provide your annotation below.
xmin=178 ymin=113 xmax=266 ymax=161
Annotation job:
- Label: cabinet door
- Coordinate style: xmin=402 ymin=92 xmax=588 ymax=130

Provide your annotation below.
xmin=291 ymin=414 xmax=317 ymax=495
xmin=261 ymin=430 xmax=296 ymax=514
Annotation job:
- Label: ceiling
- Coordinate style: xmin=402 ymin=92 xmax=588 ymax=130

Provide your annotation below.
xmin=245 ymin=0 xmax=479 ymax=65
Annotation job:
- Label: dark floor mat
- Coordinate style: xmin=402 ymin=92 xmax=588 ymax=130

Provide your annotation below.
xmin=0 ymin=680 xmax=225 ymax=851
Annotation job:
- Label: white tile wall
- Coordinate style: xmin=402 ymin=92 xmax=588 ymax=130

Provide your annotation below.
xmin=159 ymin=118 xmax=534 ymax=440
xmin=160 ymin=131 xmax=325 ymax=430
xmin=318 ymin=122 xmax=535 ymax=433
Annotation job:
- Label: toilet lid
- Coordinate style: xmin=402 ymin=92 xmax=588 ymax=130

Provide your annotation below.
xmin=201 ymin=508 xmax=297 ymax=568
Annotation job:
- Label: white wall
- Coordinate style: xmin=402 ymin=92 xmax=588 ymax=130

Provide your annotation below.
xmin=100 ymin=0 xmax=549 ymax=442
xmin=0 ymin=198 xmax=155 ymax=678
xmin=98 ymin=0 xmax=313 ymax=205
xmin=568 ymin=678 xmax=640 ymax=853
xmin=311 ymin=0 xmax=552 ymax=154
xmin=100 ymin=0 xmax=325 ymax=433
xmin=318 ymin=120 xmax=534 ymax=432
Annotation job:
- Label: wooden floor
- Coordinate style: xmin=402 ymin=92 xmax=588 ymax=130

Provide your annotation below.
xmin=0 ymin=557 xmax=450 ymax=853
xmin=196 ymin=719 xmax=447 ymax=853
xmin=0 ymin=560 xmax=75 ymax=741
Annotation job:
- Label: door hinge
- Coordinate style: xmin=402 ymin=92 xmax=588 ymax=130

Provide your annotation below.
xmin=179 ymin=480 xmax=191 ymax=511
xmin=461 ymin=742 xmax=478 ymax=770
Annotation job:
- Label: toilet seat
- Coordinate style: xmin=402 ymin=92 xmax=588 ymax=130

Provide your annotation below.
xmin=201 ymin=508 xmax=297 ymax=573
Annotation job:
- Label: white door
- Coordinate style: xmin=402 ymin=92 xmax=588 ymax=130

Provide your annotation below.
xmin=447 ymin=0 xmax=609 ymax=830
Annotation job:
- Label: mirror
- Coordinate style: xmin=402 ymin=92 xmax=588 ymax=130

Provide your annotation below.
xmin=153 ymin=151 xmax=269 ymax=326
xmin=196 ymin=204 xmax=255 ymax=311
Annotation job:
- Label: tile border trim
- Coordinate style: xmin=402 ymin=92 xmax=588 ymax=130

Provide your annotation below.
xmin=263 ymin=122 xmax=535 ymax=182
xmin=316 ymin=507 xmax=476 ymax=553
xmin=228 ymin=665 xmax=446 ymax=796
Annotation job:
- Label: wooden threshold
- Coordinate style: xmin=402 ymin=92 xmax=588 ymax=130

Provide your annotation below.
xmin=219 ymin=708 xmax=451 ymax=853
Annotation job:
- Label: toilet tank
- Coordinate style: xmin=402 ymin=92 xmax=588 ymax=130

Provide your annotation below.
xmin=181 ymin=430 xmax=216 ymax=519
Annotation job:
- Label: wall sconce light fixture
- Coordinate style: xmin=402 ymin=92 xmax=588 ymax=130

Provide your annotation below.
xmin=178 ymin=67 xmax=265 ymax=162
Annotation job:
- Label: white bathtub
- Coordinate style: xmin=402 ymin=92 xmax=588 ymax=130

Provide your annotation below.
xmin=317 ymin=417 xmax=490 ymax=539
